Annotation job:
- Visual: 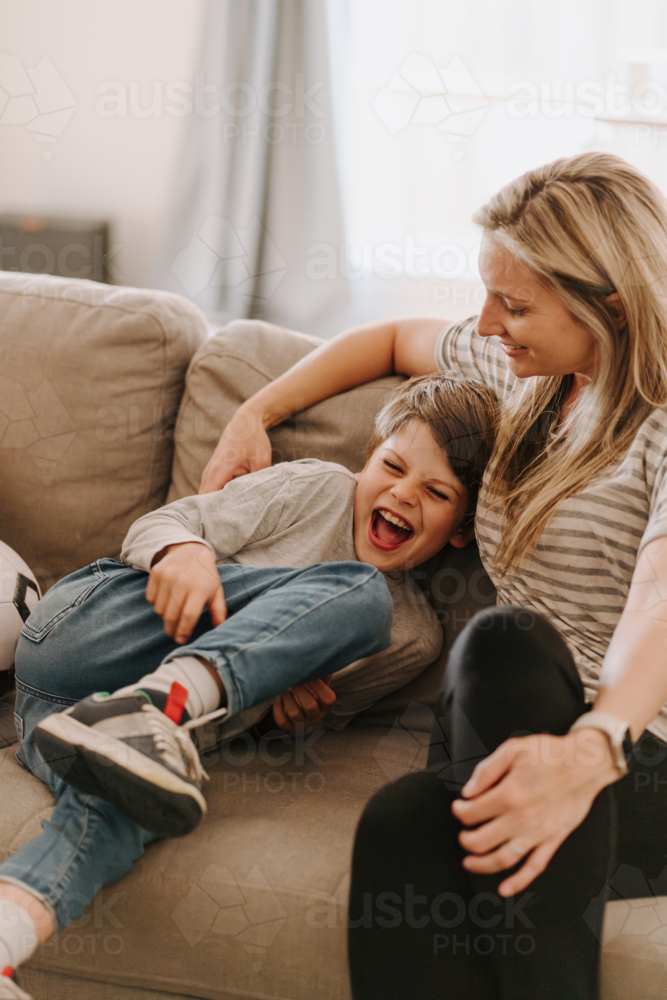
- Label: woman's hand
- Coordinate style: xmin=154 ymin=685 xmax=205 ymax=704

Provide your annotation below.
xmin=197 ymin=318 xmax=445 ymax=495
xmin=146 ymin=542 xmax=226 ymax=643
xmin=199 ymin=406 xmax=272 ymax=494
xmin=271 ymin=675 xmax=336 ymax=733
xmin=451 ymin=730 xmax=620 ymax=896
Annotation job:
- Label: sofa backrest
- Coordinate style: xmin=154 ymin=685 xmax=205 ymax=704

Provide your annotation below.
xmin=0 ymin=272 xmax=207 ymax=589
xmin=168 ymin=319 xmax=406 ymax=499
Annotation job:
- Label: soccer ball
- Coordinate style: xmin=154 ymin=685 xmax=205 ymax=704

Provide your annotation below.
xmin=0 ymin=540 xmax=41 ymax=676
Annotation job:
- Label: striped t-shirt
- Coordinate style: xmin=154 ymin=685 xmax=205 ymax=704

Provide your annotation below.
xmin=436 ymin=316 xmax=667 ymax=742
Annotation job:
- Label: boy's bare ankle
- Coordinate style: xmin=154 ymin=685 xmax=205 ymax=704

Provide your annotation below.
xmin=0 ymin=882 xmax=55 ymax=943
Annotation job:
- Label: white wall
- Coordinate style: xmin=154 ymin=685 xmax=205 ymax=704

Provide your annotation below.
xmin=0 ymin=0 xmax=205 ymax=288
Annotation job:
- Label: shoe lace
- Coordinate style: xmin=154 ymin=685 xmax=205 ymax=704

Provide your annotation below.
xmin=140 ymin=705 xmax=209 ymax=786
xmin=0 ymin=974 xmax=32 ymax=1000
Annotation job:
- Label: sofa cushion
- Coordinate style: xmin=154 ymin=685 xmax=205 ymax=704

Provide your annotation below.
xmin=0 ymin=272 xmax=207 ymax=589
xmin=168 ymin=320 xmax=405 ymax=501
xmin=3 ymin=737 xmax=664 ymax=1000
xmin=3 ymin=728 xmax=426 ymax=1000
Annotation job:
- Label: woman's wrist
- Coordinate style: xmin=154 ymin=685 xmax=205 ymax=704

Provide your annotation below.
xmin=565 ymin=728 xmax=623 ymax=786
xmin=234 ymin=394 xmax=291 ymax=432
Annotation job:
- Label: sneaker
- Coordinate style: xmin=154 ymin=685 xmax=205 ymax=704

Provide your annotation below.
xmin=0 ymin=970 xmax=31 ymax=999
xmin=33 ymin=691 xmax=210 ymax=838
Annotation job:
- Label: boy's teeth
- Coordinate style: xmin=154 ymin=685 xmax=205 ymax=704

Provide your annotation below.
xmin=378 ymin=509 xmax=410 ymax=531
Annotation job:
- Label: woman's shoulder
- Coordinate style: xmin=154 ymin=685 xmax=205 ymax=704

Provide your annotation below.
xmin=636 ymin=405 xmax=667 ymax=451
xmin=619 ymin=407 xmax=667 ymax=489
xmin=436 ymin=315 xmax=515 ymax=398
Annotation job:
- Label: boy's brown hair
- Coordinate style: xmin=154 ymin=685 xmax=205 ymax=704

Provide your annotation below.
xmin=365 ymin=372 xmax=498 ymax=528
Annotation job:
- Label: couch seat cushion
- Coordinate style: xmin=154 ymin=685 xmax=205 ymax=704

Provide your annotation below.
xmin=1 ymin=732 xmax=667 ymax=1000
xmin=3 ymin=727 xmax=424 ymax=1000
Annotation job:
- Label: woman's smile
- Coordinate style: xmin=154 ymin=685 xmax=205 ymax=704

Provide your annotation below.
xmin=499 ymin=342 xmax=528 ymax=356
xmin=477 ymin=232 xmax=598 ymax=380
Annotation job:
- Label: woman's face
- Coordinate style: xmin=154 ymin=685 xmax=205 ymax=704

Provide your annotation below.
xmin=477 ymin=233 xmax=598 ymax=380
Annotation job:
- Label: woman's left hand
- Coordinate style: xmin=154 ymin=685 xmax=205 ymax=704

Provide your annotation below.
xmin=451 ymin=730 xmax=620 ymax=896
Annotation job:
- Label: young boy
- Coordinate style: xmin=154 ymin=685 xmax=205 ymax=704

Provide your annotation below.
xmin=0 ymin=373 xmax=496 ymax=1000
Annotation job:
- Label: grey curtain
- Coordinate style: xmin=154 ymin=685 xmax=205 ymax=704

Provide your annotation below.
xmin=153 ymin=0 xmax=348 ymax=333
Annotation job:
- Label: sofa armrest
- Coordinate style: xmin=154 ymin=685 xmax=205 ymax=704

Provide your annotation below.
xmin=0 ymin=273 xmax=208 ymax=588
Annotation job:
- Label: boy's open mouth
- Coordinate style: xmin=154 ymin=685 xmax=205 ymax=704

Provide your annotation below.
xmin=370 ymin=508 xmax=414 ymax=549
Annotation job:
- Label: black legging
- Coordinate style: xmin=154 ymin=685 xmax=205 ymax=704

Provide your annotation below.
xmin=348 ymin=606 xmax=667 ymax=1000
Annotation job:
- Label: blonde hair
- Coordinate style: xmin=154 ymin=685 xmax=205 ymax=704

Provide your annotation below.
xmin=474 ymin=152 xmax=667 ymax=572
xmin=365 ymin=373 xmax=498 ymax=527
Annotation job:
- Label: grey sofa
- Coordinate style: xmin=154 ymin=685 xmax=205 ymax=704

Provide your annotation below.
xmin=0 ymin=271 xmax=664 ymax=999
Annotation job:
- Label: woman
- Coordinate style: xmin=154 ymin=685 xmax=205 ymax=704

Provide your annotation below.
xmin=201 ymin=152 xmax=667 ymax=998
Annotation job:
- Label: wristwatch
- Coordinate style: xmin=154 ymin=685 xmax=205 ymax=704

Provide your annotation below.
xmin=569 ymin=712 xmax=633 ymax=777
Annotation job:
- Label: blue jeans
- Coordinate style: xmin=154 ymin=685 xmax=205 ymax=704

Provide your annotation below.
xmin=0 ymin=558 xmax=392 ymax=929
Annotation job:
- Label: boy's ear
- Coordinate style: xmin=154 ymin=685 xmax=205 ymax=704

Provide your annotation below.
xmin=449 ymin=522 xmax=475 ymax=549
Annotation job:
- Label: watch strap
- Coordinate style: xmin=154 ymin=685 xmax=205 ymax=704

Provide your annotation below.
xmin=569 ymin=711 xmax=631 ymax=776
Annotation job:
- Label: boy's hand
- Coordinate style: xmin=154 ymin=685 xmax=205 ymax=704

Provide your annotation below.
xmin=146 ymin=542 xmax=226 ymax=644
xmin=271 ymin=675 xmax=336 ymax=733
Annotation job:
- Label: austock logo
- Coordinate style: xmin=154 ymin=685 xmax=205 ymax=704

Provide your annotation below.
xmin=0 ymin=54 xmax=76 ymax=159
xmin=585 ymin=863 xmax=667 ymax=963
xmin=0 ymin=378 xmax=77 ymax=484
xmin=372 ymin=53 xmax=488 ymax=151
xmin=372 ymin=701 xmax=435 ymax=781
xmin=171 ymin=214 xmax=287 ymax=307
xmin=171 ymin=863 xmax=287 ymax=972
xmin=373 ymin=700 xmax=488 ymax=789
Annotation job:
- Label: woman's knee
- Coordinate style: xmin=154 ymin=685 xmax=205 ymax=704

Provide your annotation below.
xmin=435 ymin=605 xmax=585 ymax=736
xmin=447 ymin=605 xmax=577 ymax=687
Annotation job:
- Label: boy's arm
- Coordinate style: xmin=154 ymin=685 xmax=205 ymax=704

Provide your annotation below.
xmin=120 ymin=468 xmax=290 ymax=643
xmin=270 ymin=675 xmax=336 ymax=733
xmin=121 ymin=467 xmax=291 ymax=571
xmin=246 ymin=597 xmax=441 ymax=738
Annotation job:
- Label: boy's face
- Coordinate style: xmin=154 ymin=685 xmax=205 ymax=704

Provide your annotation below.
xmin=353 ymin=419 xmax=471 ymax=572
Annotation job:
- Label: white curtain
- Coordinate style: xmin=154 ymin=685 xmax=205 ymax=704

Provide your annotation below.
xmin=155 ymin=0 xmax=667 ymax=334
xmin=153 ymin=0 xmax=348 ymax=335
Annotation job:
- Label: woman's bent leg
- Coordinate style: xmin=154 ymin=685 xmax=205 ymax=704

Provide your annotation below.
xmin=349 ymin=770 xmax=500 ymax=1000
xmin=349 ymin=607 xmax=616 ymax=1000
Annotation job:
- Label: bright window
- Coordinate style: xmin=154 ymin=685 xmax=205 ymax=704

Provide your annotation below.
xmin=341 ymin=0 xmax=667 ymax=322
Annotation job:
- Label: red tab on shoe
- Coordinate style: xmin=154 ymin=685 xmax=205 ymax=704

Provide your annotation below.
xmin=164 ymin=681 xmax=188 ymax=724
xmin=1 ymin=967 xmax=14 ymax=978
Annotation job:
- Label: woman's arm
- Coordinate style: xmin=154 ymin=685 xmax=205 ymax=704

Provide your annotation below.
xmin=199 ymin=316 xmax=446 ymax=493
xmin=589 ymin=534 xmax=667 ymax=739
xmin=451 ymin=534 xmax=667 ymax=896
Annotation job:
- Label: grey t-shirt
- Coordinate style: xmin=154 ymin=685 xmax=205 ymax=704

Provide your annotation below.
xmin=121 ymin=459 xmax=443 ymax=737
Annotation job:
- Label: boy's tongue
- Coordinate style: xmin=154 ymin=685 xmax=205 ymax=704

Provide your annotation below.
xmin=374 ymin=511 xmax=411 ymax=545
